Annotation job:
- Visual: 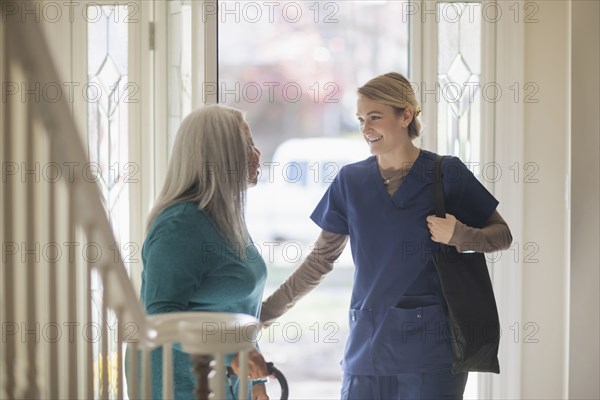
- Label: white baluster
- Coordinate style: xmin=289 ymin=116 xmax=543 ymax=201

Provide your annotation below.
xmin=1 ymin=29 xmax=16 ymax=399
xmin=212 ymin=353 xmax=226 ymax=400
xmin=163 ymin=344 xmax=174 ymax=399
xmin=142 ymin=348 xmax=152 ymax=399
xmin=67 ymin=185 xmax=78 ymax=399
xmin=238 ymin=350 xmax=249 ymax=400
xmin=24 ymin=89 xmax=40 ymax=399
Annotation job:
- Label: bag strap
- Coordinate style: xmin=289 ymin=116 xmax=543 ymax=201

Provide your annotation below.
xmin=434 ymin=155 xmax=447 ymax=218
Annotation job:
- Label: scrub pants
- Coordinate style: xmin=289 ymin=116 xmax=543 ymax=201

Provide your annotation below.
xmin=341 ymin=369 xmax=468 ymax=400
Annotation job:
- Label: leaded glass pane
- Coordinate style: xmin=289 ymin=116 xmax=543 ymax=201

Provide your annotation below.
xmin=87 ymin=6 xmax=130 ymax=397
xmin=437 ymin=3 xmax=483 ymax=398
xmin=88 ymin=5 xmax=130 ymax=235
xmin=437 ymin=2 xmax=481 ymax=167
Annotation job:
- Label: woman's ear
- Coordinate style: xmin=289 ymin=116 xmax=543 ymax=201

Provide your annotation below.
xmin=402 ymin=108 xmax=414 ymax=128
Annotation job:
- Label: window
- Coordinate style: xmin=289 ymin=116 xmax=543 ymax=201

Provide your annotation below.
xmin=167 ymin=0 xmax=193 ymax=155
xmin=88 ymin=4 xmax=131 ymax=245
xmin=437 ymin=2 xmax=482 ymax=164
xmin=219 ymin=1 xmax=409 ymax=397
xmin=86 ymin=4 xmax=138 ymax=396
xmin=432 ymin=2 xmax=489 ymax=397
xmin=161 ymin=1 xmax=499 ymax=397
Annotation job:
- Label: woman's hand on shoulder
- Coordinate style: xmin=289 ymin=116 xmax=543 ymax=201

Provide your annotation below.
xmin=426 ymin=213 xmax=457 ymax=244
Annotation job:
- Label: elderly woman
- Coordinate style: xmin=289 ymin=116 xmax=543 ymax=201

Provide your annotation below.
xmin=129 ymin=105 xmax=269 ymax=400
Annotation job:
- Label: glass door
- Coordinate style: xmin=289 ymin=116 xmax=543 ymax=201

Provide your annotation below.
xmin=74 ymin=1 xmax=149 ymax=396
xmin=219 ymin=2 xmax=409 ymax=398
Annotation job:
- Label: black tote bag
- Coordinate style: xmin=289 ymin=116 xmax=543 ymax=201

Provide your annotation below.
xmin=432 ymin=155 xmax=501 ymax=374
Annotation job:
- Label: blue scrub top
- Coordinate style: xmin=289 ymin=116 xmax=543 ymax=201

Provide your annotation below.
xmin=311 ymin=149 xmax=499 ymax=375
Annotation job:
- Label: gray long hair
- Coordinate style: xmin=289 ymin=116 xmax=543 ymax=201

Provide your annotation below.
xmin=147 ymin=104 xmax=250 ymax=253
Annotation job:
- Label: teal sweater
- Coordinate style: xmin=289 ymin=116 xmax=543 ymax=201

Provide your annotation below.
xmin=130 ymin=202 xmax=267 ymax=399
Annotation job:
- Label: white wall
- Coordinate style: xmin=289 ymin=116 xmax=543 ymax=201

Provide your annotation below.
xmin=521 ymin=1 xmax=570 ymax=398
xmin=569 ymin=0 xmax=600 ymax=398
xmin=520 ymin=1 xmax=600 ymax=399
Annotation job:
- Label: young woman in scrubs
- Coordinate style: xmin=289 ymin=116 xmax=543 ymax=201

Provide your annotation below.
xmin=260 ymin=72 xmax=513 ymax=399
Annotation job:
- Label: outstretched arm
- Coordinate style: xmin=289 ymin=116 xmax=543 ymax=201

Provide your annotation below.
xmin=260 ymin=230 xmax=348 ymax=326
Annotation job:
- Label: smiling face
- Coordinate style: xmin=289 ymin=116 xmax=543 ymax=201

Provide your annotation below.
xmin=356 ymin=96 xmax=412 ymax=156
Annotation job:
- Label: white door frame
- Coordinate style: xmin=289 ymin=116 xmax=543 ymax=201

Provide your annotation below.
xmin=150 ymin=0 xmax=526 ymax=397
xmin=413 ymin=1 xmax=525 ymax=398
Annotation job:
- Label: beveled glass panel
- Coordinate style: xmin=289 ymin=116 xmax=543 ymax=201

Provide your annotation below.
xmin=88 ymin=5 xmax=129 ymax=241
xmin=87 ymin=7 xmax=130 ymax=397
xmin=437 ymin=3 xmax=483 ymax=398
xmin=437 ymin=2 xmax=481 ymax=166
xmin=88 ymin=15 xmax=108 ymax=74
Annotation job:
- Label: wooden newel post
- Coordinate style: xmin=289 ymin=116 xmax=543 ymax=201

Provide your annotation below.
xmin=191 ymin=354 xmax=214 ymax=400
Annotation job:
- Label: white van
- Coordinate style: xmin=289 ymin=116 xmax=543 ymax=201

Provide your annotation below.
xmin=246 ymin=136 xmax=368 ymax=244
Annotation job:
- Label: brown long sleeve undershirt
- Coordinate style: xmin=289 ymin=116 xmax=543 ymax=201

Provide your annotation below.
xmin=260 ymin=230 xmax=348 ymax=325
xmin=381 ymin=167 xmax=513 ymax=253
xmin=260 ymin=170 xmax=513 ymax=325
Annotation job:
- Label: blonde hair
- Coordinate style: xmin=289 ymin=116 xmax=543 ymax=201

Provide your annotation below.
xmin=358 ymin=72 xmax=422 ymax=139
xmin=147 ymin=104 xmax=250 ymax=253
